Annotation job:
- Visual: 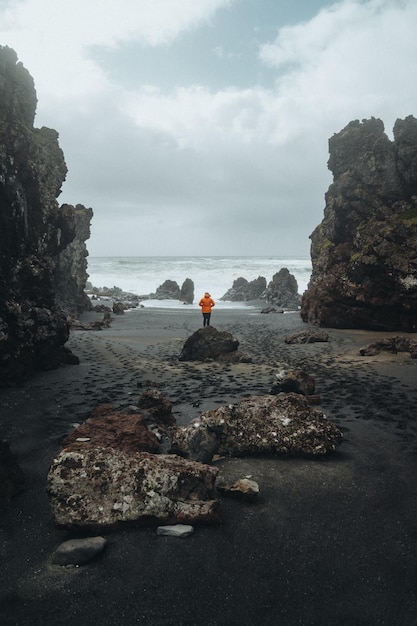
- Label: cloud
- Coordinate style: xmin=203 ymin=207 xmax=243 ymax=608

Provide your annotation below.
xmin=259 ymin=0 xmax=417 ymax=128
xmin=0 ymin=0 xmax=234 ymax=104
xmin=1 ymin=0 xmax=416 ymax=256
xmin=122 ymin=84 xmax=284 ymax=148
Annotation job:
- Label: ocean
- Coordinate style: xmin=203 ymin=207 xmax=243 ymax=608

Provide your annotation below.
xmin=86 ymin=256 xmax=312 ymax=309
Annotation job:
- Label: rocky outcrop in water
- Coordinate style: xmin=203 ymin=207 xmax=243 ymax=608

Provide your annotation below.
xmin=301 ymin=116 xmax=417 ymax=331
xmin=264 ymin=268 xmax=301 ymax=309
xmin=0 ymin=46 xmax=92 ymax=385
xmin=221 ymin=276 xmax=267 ymax=301
xmin=180 ymin=278 xmax=194 ymax=304
xmin=87 ymin=284 xmax=141 ymax=309
xmin=221 ymin=270 xmax=301 ymax=308
xmin=153 ymin=278 xmax=195 ymax=303
xmin=155 ymin=279 xmax=181 ymax=300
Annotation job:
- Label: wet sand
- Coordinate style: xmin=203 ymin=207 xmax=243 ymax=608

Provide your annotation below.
xmin=1 ymin=304 xmax=417 ymax=625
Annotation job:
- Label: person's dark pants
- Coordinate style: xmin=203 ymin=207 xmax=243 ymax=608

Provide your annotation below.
xmin=203 ymin=313 xmax=211 ymax=326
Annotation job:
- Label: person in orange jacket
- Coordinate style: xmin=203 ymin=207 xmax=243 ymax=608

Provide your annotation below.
xmin=199 ymin=292 xmax=215 ymax=327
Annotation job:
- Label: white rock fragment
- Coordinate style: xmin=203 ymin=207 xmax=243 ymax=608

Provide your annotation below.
xmin=275 ymin=369 xmax=286 ymax=380
xmin=400 ymin=275 xmax=417 ymax=290
xmin=156 ymin=524 xmax=194 ymax=538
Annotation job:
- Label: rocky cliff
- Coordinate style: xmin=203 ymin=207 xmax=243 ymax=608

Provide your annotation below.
xmin=0 ymin=46 xmax=90 ymax=385
xmin=54 ymin=203 xmax=93 ymax=315
xmin=301 ymin=116 xmax=417 ymax=331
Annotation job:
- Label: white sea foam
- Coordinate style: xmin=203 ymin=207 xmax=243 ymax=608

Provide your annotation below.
xmin=86 ymin=256 xmax=312 ymax=309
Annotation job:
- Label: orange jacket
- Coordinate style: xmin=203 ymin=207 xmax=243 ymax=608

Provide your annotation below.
xmin=199 ymin=295 xmax=215 ymax=313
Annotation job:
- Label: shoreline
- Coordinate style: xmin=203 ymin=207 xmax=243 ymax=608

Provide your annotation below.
xmin=1 ymin=307 xmax=417 ymax=625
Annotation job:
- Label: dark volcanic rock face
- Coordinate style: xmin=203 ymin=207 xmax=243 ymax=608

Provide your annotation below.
xmin=301 ymin=116 xmax=417 ymax=331
xmin=0 ymin=46 xmax=87 ymax=385
xmin=54 ymin=203 xmax=93 ymax=316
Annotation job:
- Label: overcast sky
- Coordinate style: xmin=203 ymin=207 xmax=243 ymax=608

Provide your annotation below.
xmin=1 ymin=0 xmax=416 ymax=257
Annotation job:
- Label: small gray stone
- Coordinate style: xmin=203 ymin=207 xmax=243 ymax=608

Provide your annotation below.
xmin=217 ymin=478 xmax=260 ymax=501
xmin=156 ymin=524 xmax=194 ymax=538
xmin=51 ymin=536 xmax=107 ymax=566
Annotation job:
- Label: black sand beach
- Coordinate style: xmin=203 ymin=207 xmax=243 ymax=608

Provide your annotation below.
xmin=1 ymin=304 xmax=417 ymax=626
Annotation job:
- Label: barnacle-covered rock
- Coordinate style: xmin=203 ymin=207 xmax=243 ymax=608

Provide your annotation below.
xmin=172 ymin=393 xmax=342 ymax=462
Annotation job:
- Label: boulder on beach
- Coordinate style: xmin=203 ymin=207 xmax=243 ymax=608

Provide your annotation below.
xmin=47 ymin=401 xmax=219 ymax=528
xmin=171 ymin=393 xmax=343 ymax=462
xmin=359 ymin=336 xmax=417 ymax=359
xmin=269 ymin=367 xmax=316 ymax=396
xmin=112 ymin=301 xmax=125 ymax=315
xmin=179 ymin=327 xmax=251 ymax=363
xmin=137 ymin=389 xmax=177 ymax=428
xmin=47 ymin=448 xmax=220 ymax=528
xmin=69 ymin=311 xmax=113 ymax=331
xmin=216 ymin=478 xmax=260 ymax=501
xmin=63 ymin=404 xmax=162 ymax=454
xmin=51 ymin=536 xmax=107 ymax=566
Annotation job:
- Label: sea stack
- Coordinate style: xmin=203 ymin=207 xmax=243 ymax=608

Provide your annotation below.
xmin=301 ymin=116 xmax=417 ymax=331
